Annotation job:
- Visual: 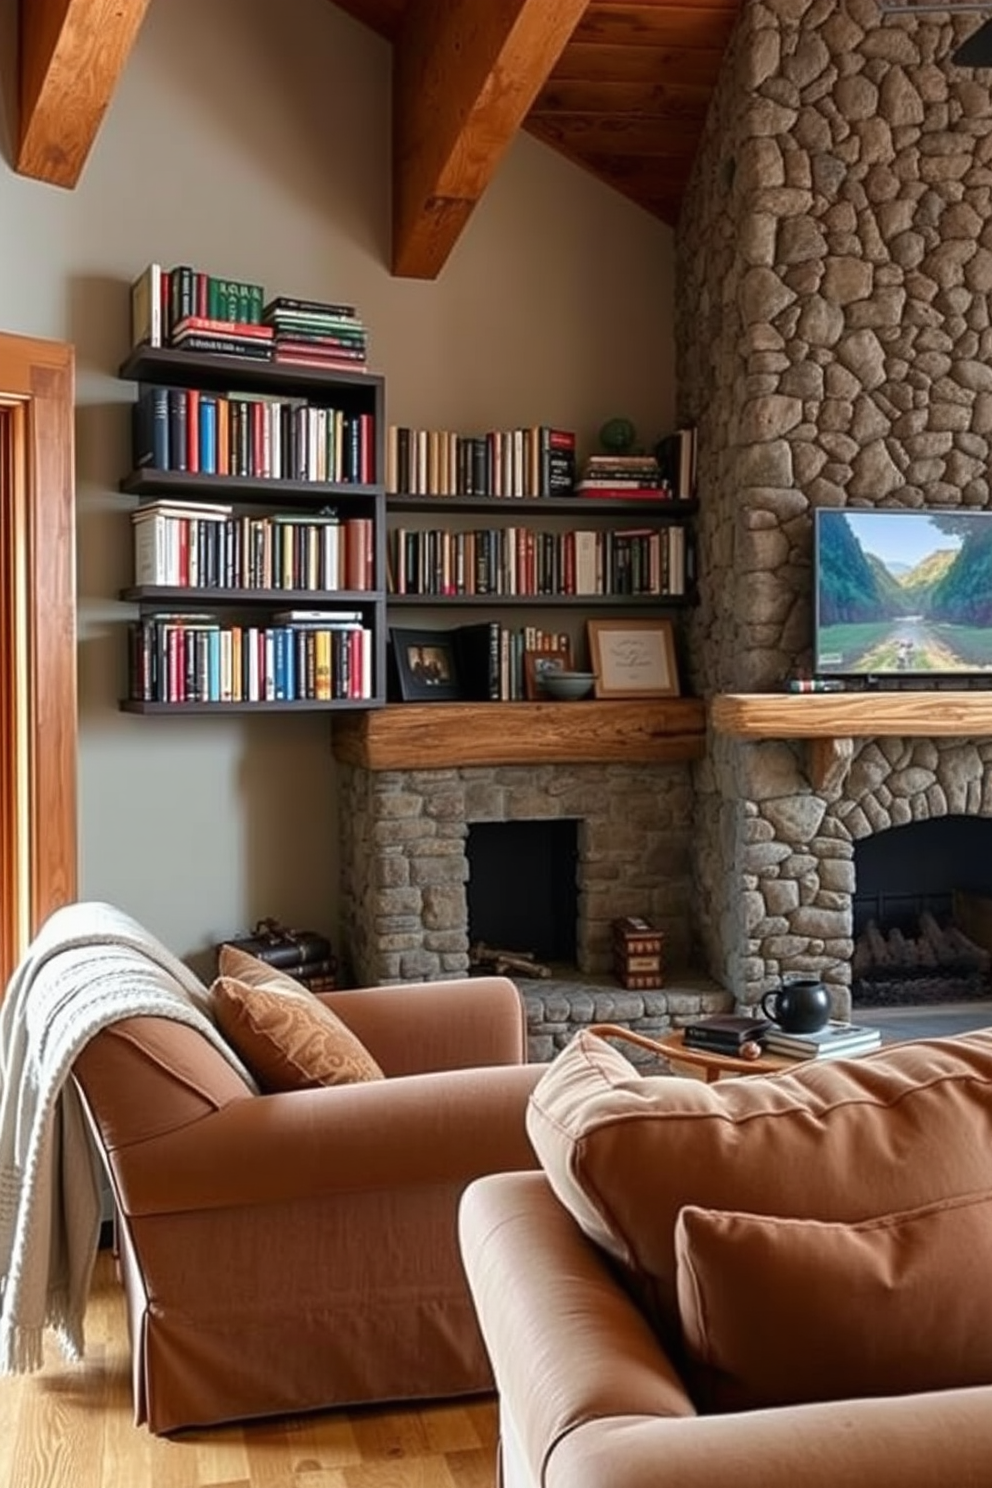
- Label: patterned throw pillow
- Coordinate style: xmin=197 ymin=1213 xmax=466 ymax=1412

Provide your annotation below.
xmin=218 ymin=942 xmax=315 ymax=994
xmin=211 ymin=974 xmax=384 ymax=1092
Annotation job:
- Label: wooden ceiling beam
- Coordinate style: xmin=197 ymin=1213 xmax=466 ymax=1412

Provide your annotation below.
xmin=17 ymin=0 xmax=150 ymax=189
xmin=392 ymin=0 xmax=591 ymax=280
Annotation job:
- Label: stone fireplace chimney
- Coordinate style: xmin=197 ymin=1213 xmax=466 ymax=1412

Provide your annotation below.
xmin=678 ymin=0 xmax=992 ymax=1015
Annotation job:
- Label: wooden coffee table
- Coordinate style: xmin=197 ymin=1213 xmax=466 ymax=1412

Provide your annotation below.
xmin=654 ymin=1030 xmax=803 ymax=1082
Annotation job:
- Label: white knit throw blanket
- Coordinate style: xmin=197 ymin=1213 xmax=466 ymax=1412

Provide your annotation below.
xmin=0 ymin=901 xmax=257 ymax=1373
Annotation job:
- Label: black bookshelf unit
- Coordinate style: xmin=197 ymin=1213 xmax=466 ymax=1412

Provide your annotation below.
xmin=118 ymin=346 xmax=387 ymax=712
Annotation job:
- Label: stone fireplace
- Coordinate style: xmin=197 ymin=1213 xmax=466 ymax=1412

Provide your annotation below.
xmin=335 ymin=746 xmax=731 ymax=1058
xmin=675 ymin=0 xmax=992 ymax=1019
xmin=333 ymin=2 xmax=992 ymax=1048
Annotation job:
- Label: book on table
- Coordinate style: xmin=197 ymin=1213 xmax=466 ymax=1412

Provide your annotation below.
xmin=764 ymin=1021 xmax=883 ymax=1059
xmin=682 ymin=1014 xmax=773 ymax=1055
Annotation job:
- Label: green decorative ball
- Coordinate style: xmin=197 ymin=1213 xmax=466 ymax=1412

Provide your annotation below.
xmin=599 ymin=417 xmax=637 ymax=455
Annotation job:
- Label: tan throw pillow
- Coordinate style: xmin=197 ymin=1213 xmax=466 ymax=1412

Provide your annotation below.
xmin=211 ymin=975 xmax=384 ymax=1092
xmin=525 ymin=1028 xmax=992 ymax=1341
xmin=218 ymin=942 xmax=313 ymax=994
xmin=676 ymin=1191 xmax=992 ymax=1411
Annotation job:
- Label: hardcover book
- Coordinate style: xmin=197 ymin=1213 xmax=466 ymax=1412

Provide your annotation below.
xmin=682 ymin=1015 xmax=772 ymax=1052
xmin=764 ymin=1022 xmax=882 ymax=1057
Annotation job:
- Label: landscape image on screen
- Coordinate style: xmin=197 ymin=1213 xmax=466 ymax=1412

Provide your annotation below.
xmin=815 ymin=509 xmax=992 ymax=675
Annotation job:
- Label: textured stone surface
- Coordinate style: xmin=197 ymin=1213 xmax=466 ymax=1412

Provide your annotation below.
xmin=678 ymin=5 xmax=992 ymax=1018
xmin=339 ymin=761 xmax=697 ymax=987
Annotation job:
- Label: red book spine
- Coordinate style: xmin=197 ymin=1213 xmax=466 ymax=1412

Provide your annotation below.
xmin=186 ymin=389 xmax=200 ymax=474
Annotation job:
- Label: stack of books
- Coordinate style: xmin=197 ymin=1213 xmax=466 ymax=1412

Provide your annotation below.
xmin=764 ymin=1021 xmax=883 ymax=1061
xmin=575 ymin=452 xmax=671 ymax=500
xmin=263 ymin=296 xmax=369 ymax=373
xmin=219 ymin=922 xmax=338 ymax=994
xmin=682 ymin=1014 xmax=772 ymax=1055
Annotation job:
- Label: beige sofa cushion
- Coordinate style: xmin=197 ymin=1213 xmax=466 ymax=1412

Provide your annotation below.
xmin=525 ymin=1028 xmax=992 ymax=1338
xmin=676 ymin=1190 xmax=992 ymax=1411
xmin=212 ymin=975 xmax=384 ymax=1092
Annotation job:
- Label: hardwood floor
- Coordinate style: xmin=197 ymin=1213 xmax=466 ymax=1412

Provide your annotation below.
xmin=0 ymin=1252 xmax=499 ymax=1487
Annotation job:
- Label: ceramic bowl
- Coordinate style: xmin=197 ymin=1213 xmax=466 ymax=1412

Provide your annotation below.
xmin=541 ymin=670 xmax=597 ymax=701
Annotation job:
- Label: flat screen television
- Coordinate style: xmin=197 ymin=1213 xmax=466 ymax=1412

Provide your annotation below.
xmin=813 ymin=508 xmax=992 ymax=678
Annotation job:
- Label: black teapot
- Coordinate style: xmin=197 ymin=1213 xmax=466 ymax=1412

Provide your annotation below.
xmin=760 ymin=977 xmax=831 ymax=1034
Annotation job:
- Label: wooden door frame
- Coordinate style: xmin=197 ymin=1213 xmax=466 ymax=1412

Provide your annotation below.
xmin=0 ymin=332 xmax=77 ymax=987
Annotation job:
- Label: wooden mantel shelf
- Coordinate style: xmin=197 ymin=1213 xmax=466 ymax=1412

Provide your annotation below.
xmin=711 ymin=691 xmax=992 ymax=792
xmin=331 ymin=698 xmax=706 ymax=770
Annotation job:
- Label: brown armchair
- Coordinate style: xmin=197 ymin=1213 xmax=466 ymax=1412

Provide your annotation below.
xmin=72 ymin=975 xmax=542 ymax=1435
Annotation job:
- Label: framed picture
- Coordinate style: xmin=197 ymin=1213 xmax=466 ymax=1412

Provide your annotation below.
xmin=587 ymin=618 xmax=680 ymax=699
xmin=390 ymin=628 xmax=463 ymax=702
xmin=523 ymin=644 xmax=574 ymax=701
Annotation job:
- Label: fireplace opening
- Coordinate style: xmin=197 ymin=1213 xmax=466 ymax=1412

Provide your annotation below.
xmin=852 ymin=817 xmax=992 ymax=1006
xmin=466 ymin=819 xmax=579 ymax=968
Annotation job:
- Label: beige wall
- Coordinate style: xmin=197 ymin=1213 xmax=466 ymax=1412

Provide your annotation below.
xmin=0 ymin=0 xmax=675 ymax=966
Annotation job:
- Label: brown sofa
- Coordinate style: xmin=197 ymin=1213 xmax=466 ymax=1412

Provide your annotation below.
xmin=459 ymin=1028 xmax=992 ymax=1488
xmin=73 ymin=975 xmax=543 ymax=1435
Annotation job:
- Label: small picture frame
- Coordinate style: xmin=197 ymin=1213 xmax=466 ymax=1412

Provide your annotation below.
xmin=523 ymin=644 xmax=574 ymax=701
xmin=390 ymin=627 xmax=463 ymax=702
xmin=587 ymin=618 xmax=680 ymax=699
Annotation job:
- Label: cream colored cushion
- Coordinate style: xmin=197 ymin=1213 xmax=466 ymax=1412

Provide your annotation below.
xmin=211 ymin=974 xmax=384 ymax=1092
xmin=676 ymin=1191 xmax=992 ymax=1411
xmin=525 ymin=1028 xmax=992 ymax=1339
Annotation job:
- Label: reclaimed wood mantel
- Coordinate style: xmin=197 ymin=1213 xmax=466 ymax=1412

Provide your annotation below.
xmin=331 ymin=698 xmax=706 ymax=770
xmin=710 ymin=691 xmax=992 ymax=792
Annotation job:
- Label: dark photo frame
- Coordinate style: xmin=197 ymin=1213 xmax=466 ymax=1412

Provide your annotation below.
xmin=523 ymin=644 xmax=574 ymax=701
xmin=390 ymin=627 xmax=463 ymax=702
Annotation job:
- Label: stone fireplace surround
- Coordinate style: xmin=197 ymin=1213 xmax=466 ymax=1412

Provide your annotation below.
xmin=337 ymin=754 xmax=732 ymax=1061
xmin=674 ymin=0 xmax=992 ymax=1022
xmin=333 ymin=2 xmax=992 ymax=1054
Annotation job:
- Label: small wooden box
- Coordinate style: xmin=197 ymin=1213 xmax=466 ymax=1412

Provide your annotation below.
xmin=612 ymin=916 xmax=665 ymax=989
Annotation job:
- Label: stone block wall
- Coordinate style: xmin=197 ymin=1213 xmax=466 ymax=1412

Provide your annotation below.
xmin=675 ymin=0 xmax=992 ymax=1005
xmin=337 ymin=760 xmax=697 ymax=987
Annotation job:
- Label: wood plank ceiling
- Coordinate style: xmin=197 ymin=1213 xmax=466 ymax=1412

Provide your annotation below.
xmin=14 ymin=0 xmax=741 ymax=279
xmin=357 ymin=0 xmax=743 ymax=275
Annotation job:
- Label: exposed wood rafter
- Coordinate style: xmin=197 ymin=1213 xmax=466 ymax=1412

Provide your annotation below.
xmin=17 ymin=0 xmax=150 ymax=189
xmin=391 ymin=0 xmax=591 ymax=280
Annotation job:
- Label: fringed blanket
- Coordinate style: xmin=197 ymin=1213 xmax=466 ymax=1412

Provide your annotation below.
xmin=0 ymin=901 xmax=255 ymax=1373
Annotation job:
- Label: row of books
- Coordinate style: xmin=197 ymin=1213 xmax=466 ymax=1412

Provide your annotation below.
xmin=451 ymin=622 xmax=571 ymax=702
xmin=385 ymin=425 xmax=576 ymax=499
xmin=128 ymin=611 xmax=373 ymax=704
xmin=386 ymin=524 xmax=688 ymax=599
xmin=655 ymin=426 xmax=698 ymax=502
xmin=131 ymin=502 xmax=375 ymax=593
xmin=130 ymin=263 xmax=370 ymax=372
xmin=132 ymin=385 xmax=376 ymax=485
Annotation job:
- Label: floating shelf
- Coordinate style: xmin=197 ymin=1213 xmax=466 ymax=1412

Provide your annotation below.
xmin=710 ymin=690 xmax=992 ymax=791
xmin=331 ymin=698 xmax=706 ymax=770
xmin=711 ymin=691 xmax=992 ymax=738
